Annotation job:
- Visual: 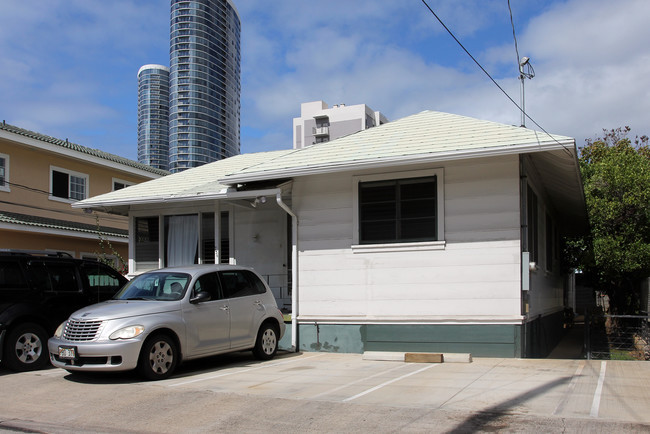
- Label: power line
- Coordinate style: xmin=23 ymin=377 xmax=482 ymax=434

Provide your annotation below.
xmin=0 ymin=199 xmax=126 ymax=223
xmin=419 ymin=0 xmax=573 ymax=156
xmin=508 ymin=0 xmax=521 ymax=67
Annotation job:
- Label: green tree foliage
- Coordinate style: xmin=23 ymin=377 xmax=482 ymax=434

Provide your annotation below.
xmin=573 ymin=127 xmax=650 ymax=313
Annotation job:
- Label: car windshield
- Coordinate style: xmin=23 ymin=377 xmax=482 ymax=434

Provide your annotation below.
xmin=113 ymin=272 xmax=190 ymax=301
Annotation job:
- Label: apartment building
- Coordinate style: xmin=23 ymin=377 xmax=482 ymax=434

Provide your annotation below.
xmin=293 ymin=100 xmax=388 ymax=149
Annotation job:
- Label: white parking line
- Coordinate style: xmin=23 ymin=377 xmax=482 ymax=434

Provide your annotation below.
xmin=553 ymin=360 xmax=585 ymax=415
xmin=36 ymin=369 xmax=67 ymax=377
xmin=342 ymin=364 xmax=437 ymax=402
xmin=167 ymin=354 xmax=324 ymax=387
xmin=590 ymin=361 xmax=607 ymax=418
xmin=311 ymin=362 xmax=409 ymax=400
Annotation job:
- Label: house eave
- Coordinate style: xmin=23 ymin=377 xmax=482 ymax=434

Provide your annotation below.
xmin=72 ymin=188 xmax=284 ymax=213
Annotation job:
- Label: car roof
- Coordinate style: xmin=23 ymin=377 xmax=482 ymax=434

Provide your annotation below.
xmin=141 ymin=264 xmax=255 ymax=278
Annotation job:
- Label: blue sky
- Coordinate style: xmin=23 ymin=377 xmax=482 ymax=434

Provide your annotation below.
xmin=1 ymin=0 xmax=649 ymax=160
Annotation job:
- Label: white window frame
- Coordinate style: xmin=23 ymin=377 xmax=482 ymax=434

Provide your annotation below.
xmin=0 ymin=153 xmax=9 ymax=192
xmin=352 ymin=168 xmax=445 ymax=253
xmin=49 ymin=165 xmax=88 ymax=203
xmin=112 ymin=177 xmax=134 ymax=191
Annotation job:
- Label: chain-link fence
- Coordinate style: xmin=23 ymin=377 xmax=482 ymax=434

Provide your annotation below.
xmin=586 ymin=311 xmax=650 ymax=360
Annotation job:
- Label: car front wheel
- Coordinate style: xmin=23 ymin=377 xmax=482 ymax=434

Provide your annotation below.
xmin=137 ymin=334 xmax=178 ymax=380
xmin=4 ymin=323 xmax=49 ymax=371
xmin=253 ymin=323 xmax=279 ymax=360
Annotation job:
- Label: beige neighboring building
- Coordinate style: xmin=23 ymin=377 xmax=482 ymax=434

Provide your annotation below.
xmin=0 ymin=122 xmax=168 ymax=270
xmin=293 ymin=100 xmax=388 ymax=149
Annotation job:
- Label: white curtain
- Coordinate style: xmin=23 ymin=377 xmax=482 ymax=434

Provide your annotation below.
xmin=167 ymin=215 xmax=199 ymax=266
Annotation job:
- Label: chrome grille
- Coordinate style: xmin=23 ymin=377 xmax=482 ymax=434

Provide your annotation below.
xmin=63 ymin=319 xmax=103 ymax=341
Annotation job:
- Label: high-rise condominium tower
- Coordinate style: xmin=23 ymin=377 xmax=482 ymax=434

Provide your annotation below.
xmin=137 ymin=64 xmax=170 ymax=171
xmin=169 ymin=0 xmax=241 ymax=173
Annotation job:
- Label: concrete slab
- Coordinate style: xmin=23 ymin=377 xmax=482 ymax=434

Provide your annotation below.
xmin=363 ymin=351 xmax=472 ymax=363
xmin=1 ymin=353 xmax=650 ymax=432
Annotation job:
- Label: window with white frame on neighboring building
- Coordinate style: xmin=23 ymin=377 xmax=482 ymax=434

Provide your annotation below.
xmin=50 ymin=166 xmax=88 ymax=201
xmin=0 ymin=153 xmax=9 ymax=192
xmin=112 ymin=178 xmax=134 ymax=191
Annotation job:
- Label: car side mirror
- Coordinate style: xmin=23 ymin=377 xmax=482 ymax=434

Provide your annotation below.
xmin=190 ymin=291 xmax=211 ymax=304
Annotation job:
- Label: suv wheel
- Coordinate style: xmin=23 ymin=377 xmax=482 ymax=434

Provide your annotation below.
xmin=253 ymin=323 xmax=279 ymax=360
xmin=4 ymin=323 xmax=49 ymax=371
xmin=137 ymin=334 xmax=178 ymax=380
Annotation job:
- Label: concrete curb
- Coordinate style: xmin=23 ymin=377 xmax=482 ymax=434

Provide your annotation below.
xmin=362 ymin=351 xmax=472 ymax=363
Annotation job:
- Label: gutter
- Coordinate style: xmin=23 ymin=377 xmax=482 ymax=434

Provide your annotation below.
xmin=275 ymin=190 xmax=299 ymax=353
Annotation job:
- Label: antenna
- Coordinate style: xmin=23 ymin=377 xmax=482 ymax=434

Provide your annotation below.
xmin=519 ymin=57 xmax=535 ymax=127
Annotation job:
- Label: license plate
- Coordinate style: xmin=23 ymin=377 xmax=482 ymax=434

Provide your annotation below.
xmin=58 ymin=346 xmax=77 ymax=359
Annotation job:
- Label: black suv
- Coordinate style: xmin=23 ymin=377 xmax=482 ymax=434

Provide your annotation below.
xmin=0 ymin=251 xmax=128 ymax=371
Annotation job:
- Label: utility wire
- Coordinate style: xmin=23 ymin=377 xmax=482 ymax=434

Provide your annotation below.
xmin=419 ymin=0 xmax=573 ymax=156
xmin=0 ymin=199 xmax=125 ymax=223
xmin=508 ymin=0 xmax=521 ymax=67
xmin=4 ymin=179 xmax=113 ymax=204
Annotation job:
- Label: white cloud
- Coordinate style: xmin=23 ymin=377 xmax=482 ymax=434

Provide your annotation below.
xmin=513 ymin=0 xmax=650 ymax=144
xmin=1 ymin=0 xmax=649 ymax=159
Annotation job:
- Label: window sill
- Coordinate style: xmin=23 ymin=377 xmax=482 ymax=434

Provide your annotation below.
xmin=49 ymin=195 xmax=83 ymax=204
xmin=352 ymin=240 xmax=446 ymax=254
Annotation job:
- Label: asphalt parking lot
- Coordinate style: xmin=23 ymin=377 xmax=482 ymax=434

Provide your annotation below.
xmin=1 ymin=351 xmax=649 ymax=433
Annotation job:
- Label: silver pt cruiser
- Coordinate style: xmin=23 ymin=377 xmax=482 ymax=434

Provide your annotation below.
xmin=48 ymin=265 xmax=285 ymax=380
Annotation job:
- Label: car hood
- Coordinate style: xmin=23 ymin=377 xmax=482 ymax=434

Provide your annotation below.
xmin=69 ymin=300 xmax=181 ymax=321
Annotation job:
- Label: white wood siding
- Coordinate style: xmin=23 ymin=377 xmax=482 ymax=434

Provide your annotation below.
xmin=295 ymin=155 xmax=524 ymax=323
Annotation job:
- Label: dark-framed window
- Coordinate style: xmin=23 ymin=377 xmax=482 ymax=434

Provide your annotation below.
xmin=359 ymin=176 xmax=437 ymax=244
xmin=135 ymin=216 xmax=160 ymax=271
xmin=526 ymin=185 xmax=538 ymax=263
xmin=546 ymin=213 xmax=554 ymax=272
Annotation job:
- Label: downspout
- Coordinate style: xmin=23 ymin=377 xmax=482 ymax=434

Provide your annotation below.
xmin=276 ymin=191 xmax=299 ymax=352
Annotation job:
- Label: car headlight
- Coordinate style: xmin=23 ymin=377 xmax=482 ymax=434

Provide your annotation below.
xmin=54 ymin=322 xmax=65 ymax=338
xmin=109 ymin=325 xmax=145 ymax=340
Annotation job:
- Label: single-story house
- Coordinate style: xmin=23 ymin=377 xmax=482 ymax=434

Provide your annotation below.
xmin=75 ymin=110 xmax=587 ymax=358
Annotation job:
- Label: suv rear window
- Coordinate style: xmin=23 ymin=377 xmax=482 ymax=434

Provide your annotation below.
xmin=0 ymin=261 xmax=28 ymax=290
xmin=45 ymin=263 xmax=79 ymax=292
xmin=81 ymin=263 xmax=125 ymax=295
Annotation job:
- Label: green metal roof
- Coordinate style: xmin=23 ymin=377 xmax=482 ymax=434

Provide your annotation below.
xmin=0 ymin=211 xmax=127 ymax=238
xmin=0 ymin=121 xmax=169 ymax=177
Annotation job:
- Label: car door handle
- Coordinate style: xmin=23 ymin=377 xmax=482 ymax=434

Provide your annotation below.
xmin=254 ymin=300 xmax=262 ymax=306
xmin=220 ymin=305 xmax=229 ymax=311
